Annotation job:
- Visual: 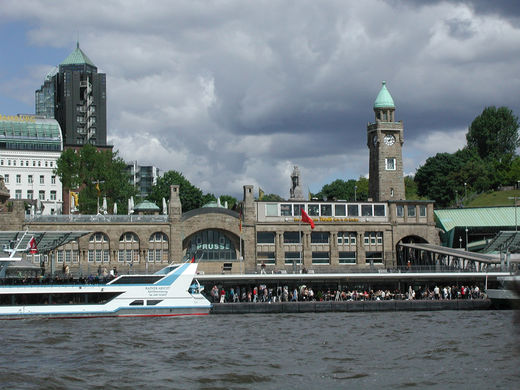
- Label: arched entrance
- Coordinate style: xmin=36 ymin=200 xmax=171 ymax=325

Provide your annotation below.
xmin=396 ymin=235 xmax=430 ymax=270
xmin=184 ymin=229 xmax=238 ymax=261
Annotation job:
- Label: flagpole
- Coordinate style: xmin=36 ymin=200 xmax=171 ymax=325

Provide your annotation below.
xmin=299 ymin=208 xmax=302 ymax=274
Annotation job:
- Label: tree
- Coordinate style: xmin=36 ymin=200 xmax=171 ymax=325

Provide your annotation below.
xmin=404 ymin=176 xmax=421 ymax=200
xmin=148 ymin=170 xmax=203 ymax=212
xmin=414 ymin=151 xmax=471 ymax=207
xmin=201 ymin=193 xmax=216 ymax=206
xmin=315 ymin=179 xmax=357 ymax=201
xmin=261 ymin=193 xmax=284 ymax=201
xmin=466 ymin=106 xmax=519 ymax=162
xmin=55 ymin=144 xmax=136 ymax=214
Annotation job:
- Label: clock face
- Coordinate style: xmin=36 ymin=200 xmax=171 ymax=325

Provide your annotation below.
xmin=383 ymin=134 xmax=395 ymax=146
xmin=372 ymin=135 xmax=378 ymax=146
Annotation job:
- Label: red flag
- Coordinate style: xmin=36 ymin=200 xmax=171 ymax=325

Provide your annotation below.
xmin=190 ymin=256 xmax=195 ymax=263
xmin=27 ymin=236 xmax=38 ymax=254
xmin=300 ymin=208 xmax=315 ymax=229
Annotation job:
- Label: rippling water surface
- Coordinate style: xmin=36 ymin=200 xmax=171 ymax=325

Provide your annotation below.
xmin=1 ymin=310 xmax=519 ymax=389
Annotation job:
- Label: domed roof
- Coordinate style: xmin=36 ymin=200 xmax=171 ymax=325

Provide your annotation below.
xmin=374 ymin=81 xmax=395 ymax=109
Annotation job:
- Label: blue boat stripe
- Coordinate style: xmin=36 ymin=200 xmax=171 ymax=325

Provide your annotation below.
xmin=154 ymin=263 xmax=191 ymax=286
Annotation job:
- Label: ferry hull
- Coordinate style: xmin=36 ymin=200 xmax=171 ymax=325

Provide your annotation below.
xmin=0 ymin=306 xmax=211 ymax=320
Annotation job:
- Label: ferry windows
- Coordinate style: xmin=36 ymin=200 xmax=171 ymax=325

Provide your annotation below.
xmin=129 ymin=300 xmax=144 ymax=306
xmin=347 ymin=204 xmax=359 ymax=216
xmin=280 ymin=204 xmax=292 ymax=216
xmin=311 ymin=232 xmax=329 ymax=244
xmin=284 ymin=251 xmax=301 ymax=265
xmin=334 ymin=204 xmax=346 ymax=216
xmin=320 ymin=204 xmax=332 ymax=216
xmin=396 ymin=205 xmax=404 ymax=217
xmin=265 ymin=204 xmax=278 ymax=217
xmin=257 ymin=232 xmax=275 ymax=244
xmin=408 ymin=205 xmax=416 ymax=217
xmin=308 ymin=204 xmax=319 ymax=216
xmin=419 ymin=205 xmax=427 ymax=217
xmin=312 ymin=251 xmax=329 ymax=264
xmin=361 ymin=205 xmax=373 ymax=216
xmin=339 ymin=251 xmax=356 ymax=264
xmin=283 ymin=231 xmax=302 ymax=244
xmin=374 ymin=205 xmax=385 ymax=217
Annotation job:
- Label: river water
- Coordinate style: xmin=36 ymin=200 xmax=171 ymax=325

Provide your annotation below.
xmin=1 ymin=310 xmax=519 ymax=389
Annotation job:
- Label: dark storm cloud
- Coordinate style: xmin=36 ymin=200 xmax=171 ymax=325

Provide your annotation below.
xmin=2 ymin=0 xmax=520 ymax=198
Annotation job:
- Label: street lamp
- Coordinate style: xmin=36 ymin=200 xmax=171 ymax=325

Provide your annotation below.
xmin=465 ymin=227 xmax=469 ymax=251
xmin=92 ymin=180 xmax=105 ymax=214
xmin=464 ymin=182 xmax=467 ymax=204
xmin=508 ymin=196 xmax=519 ymax=232
xmin=459 ymin=237 xmax=462 ymax=248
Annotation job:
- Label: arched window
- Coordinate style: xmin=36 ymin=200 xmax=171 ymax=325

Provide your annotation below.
xmin=118 ymin=232 xmax=140 ymax=263
xmin=88 ymin=232 xmax=110 ymax=263
xmin=148 ymin=232 xmax=169 ymax=263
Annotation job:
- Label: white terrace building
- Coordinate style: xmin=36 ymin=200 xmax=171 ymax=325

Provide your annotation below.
xmin=0 ymin=114 xmax=63 ymax=215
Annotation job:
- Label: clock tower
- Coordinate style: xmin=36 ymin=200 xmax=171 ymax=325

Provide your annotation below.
xmin=367 ymin=81 xmax=405 ymax=202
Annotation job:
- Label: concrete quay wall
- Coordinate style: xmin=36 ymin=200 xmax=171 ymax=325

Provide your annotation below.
xmin=210 ymin=299 xmax=491 ymax=314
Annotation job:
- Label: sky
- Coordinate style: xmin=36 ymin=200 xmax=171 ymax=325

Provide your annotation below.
xmin=1 ymin=0 xmax=519 ymax=200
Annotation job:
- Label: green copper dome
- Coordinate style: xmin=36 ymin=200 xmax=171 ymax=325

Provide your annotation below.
xmin=60 ymin=42 xmax=96 ymax=68
xmin=374 ymin=81 xmax=395 ymax=109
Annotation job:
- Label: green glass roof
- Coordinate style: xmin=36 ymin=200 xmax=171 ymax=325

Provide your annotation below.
xmin=435 ymin=207 xmax=519 ymax=232
xmin=0 ymin=117 xmax=62 ymax=147
xmin=374 ymin=81 xmax=395 ymax=108
xmin=60 ymin=42 xmax=96 ymax=68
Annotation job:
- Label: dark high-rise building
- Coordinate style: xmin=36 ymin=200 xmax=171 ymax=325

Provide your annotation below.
xmin=36 ymin=42 xmax=108 ymax=147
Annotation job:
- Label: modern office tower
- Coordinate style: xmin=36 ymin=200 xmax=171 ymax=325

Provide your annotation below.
xmin=36 ymin=42 xmax=107 ymax=147
xmin=126 ymin=161 xmax=161 ymax=198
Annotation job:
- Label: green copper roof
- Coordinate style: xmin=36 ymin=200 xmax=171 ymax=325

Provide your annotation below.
xmin=60 ymin=42 xmax=96 ymax=67
xmin=374 ymin=81 xmax=395 ymax=109
xmin=435 ymin=207 xmax=518 ymax=232
xmin=134 ymin=200 xmax=160 ymax=211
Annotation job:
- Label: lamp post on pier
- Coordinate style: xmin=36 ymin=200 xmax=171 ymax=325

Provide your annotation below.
xmin=508 ymin=196 xmax=519 ymax=232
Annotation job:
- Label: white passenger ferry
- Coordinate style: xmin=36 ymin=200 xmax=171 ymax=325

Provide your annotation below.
xmin=0 ymin=260 xmax=211 ymax=320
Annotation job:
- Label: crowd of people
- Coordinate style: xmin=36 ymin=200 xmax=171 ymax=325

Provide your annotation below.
xmin=208 ymin=284 xmax=486 ymax=303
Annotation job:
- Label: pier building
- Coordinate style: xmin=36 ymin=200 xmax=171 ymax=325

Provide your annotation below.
xmin=0 ymin=82 xmax=441 ymax=276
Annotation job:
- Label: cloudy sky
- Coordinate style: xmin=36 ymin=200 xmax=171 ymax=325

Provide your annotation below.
xmin=1 ymin=0 xmax=519 ymax=199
